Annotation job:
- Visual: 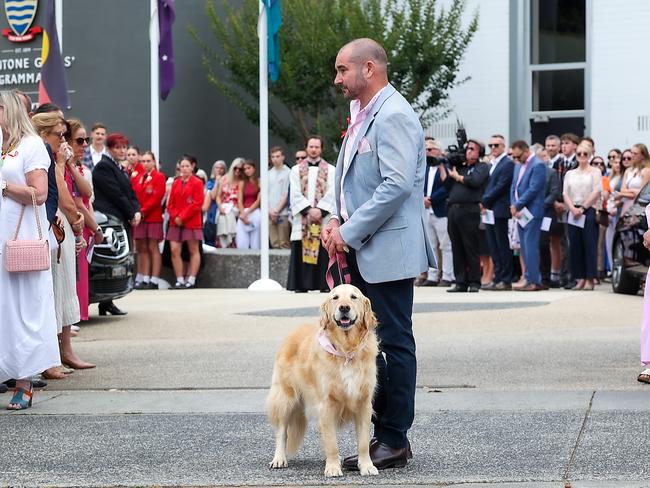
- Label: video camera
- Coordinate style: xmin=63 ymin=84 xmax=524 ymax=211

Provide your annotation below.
xmin=427 ymin=122 xmax=468 ymax=169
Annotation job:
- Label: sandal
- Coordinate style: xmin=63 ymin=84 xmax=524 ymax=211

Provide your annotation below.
xmin=7 ymin=383 xmax=33 ymax=410
xmin=638 ymin=368 xmax=650 ymax=384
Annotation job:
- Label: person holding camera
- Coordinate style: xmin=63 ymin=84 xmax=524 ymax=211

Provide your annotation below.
xmin=440 ymin=139 xmax=490 ymax=292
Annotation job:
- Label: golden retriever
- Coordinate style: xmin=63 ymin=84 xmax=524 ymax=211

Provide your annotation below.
xmin=266 ymin=284 xmax=379 ymax=477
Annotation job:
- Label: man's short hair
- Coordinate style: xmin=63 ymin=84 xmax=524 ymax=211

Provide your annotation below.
xmin=425 ymin=136 xmax=435 ymax=142
xmin=305 ymin=135 xmax=323 ymax=148
xmin=490 ymin=134 xmax=506 ymax=141
xmin=511 ymin=140 xmax=529 ymax=151
xmin=545 ymin=134 xmax=560 ymax=144
xmin=92 ymin=122 xmax=107 ymax=132
xmin=270 ymin=145 xmax=284 ymax=155
xmin=33 ymin=102 xmax=61 ymax=115
xmin=560 ymin=132 xmax=579 ymax=145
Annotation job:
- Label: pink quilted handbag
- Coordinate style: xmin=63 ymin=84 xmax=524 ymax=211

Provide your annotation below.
xmin=4 ymin=189 xmax=50 ymax=272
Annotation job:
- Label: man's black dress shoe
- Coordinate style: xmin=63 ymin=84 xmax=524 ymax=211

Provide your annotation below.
xmin=98 ymin=301 xmax=127 ymax=316
xmin=342 ymin=441 xmax=409 ymax=471
xmin=446 ymin=285 xmax=468 ymax=293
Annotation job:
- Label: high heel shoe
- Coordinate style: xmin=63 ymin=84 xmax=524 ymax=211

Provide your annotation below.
xmin=98 ymin=301 xmax=127 ymax=316
xmin=572 ymin=280 xmax=585 ymax=290
xmin=7 ymin=382 xmax=33 ymax=410
xmin=583 ymin=280 xmax=595 ymax=291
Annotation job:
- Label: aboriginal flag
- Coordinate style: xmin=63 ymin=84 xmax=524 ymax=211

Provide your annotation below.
xmin=38 ymin=0 xmax=69 ymax=108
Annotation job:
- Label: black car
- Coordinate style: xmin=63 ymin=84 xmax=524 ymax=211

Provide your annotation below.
xmin=89 ymin=212 xmax=135 ymax=304
xmin=611 ymin=183 xmax=650 ymax=295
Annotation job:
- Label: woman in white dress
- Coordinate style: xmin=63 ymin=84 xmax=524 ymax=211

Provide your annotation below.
xmin=32 ymin=112 xmax=95 ymax=376
xmin=0 ymin=90 xmax=60 ymax=409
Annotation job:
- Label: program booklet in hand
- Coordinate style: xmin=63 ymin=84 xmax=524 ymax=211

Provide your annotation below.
xmin=481 ymin=209 xmax=495 ymax=225
xmin=516 ymin=207 xmax=534 ymax=228
xmin=568 ymin=212 xmax=586 ymax=228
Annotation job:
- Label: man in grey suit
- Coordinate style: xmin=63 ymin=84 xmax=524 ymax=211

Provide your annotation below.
xmin=322 ymin=38 xmax=435 ymax=470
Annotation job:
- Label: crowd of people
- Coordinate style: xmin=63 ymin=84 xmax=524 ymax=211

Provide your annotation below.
xmin=2 ymin=77 xmax=649 ymax=411
xmin=417 ymin=133 xmax=650 ymax=293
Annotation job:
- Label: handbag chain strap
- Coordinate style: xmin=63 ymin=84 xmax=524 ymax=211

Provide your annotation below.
xmin=12 ymin=189 xmax=43 ymax=241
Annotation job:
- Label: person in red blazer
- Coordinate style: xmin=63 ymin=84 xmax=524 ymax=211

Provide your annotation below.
xmin=167 ymin=157 xmax=204 ymax=289
xmin=132 ymin=151 xmax=166 ymax=289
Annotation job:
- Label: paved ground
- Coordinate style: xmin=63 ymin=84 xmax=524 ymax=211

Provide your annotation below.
xmin=1 ymin=283 xmax=649 ymax=487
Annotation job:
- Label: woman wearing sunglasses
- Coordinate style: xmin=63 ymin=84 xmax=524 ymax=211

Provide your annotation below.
xmin=590 ymin=156 xmax=609 ymax=280
xmin=33 ymin=112 xmax=96 ymax=379
xmin=615 ymin=144 xmax=650 ymax=217
xmin=562 ymin=142 xmax=602 ymax=290
xmin=604 ymin=149 xmax=623 ymax=270
xmin=65 ymin=119 xmax=104 ymax=322
xmin=0 ymin=91 xmax=61 ymax=409
xmin=214 ymin=157 xmax=244 ymax=248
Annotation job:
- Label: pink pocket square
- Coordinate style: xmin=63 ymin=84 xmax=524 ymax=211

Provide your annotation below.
xmin=357 ymin=137 xmax=372 ymax=154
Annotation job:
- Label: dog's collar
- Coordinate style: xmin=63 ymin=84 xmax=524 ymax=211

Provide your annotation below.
xmin=317 ymin=329 xmax=367 ymax=365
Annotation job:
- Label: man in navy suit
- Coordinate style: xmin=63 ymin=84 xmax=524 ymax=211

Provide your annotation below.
xmin=481 ymin=135 xmax=514 ymax=290
xmin=510 ymin=140 xmax=547 ymax=291
xmin=419 ymin=138 xmax=454 ymax=286
xmin=323 ymin=38 xmax=435 ymax=473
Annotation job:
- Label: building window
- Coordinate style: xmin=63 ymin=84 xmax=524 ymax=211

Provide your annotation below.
xmin=532 ymin=69 xmax=585 ymax=111
xmin=531 ymin=0 xmax=586 ymax=64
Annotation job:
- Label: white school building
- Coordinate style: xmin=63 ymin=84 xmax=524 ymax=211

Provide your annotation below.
xmin=427 ymin=0 xmax=650 ymax=155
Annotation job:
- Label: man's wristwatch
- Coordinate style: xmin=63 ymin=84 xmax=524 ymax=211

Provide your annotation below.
xmin=1 ymin=179 xmax=7 ymax=197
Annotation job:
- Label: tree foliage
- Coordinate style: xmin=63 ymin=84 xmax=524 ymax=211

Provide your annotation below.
xmin=190 ymin=0 xmax=478 ymax=152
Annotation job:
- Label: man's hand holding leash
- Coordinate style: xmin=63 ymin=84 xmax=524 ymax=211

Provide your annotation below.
xmin=322 ymin=218 xmax=348 ymax=257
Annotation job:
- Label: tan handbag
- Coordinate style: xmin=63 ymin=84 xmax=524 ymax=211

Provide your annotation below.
xmin=4 ymin=189 xmax=50 ymax=272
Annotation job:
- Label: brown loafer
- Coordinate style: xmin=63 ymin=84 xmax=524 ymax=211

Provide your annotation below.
xmin=343 ymin=440 xmax=410 ymax=471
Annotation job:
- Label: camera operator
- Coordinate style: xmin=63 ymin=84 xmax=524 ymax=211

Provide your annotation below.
xmin=439 ymin=139 xmax=490 ymax=292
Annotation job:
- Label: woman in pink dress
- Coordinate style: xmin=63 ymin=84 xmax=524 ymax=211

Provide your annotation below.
xmin=65 ymin=120 xmax=104 ymax=321
xmin=639 ymin=203 xmax=650 ymax=383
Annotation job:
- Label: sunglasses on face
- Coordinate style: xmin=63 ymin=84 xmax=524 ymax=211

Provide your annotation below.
xmin=75 ymin=137 xmax=91 ymax=145
xmin=295 ymin=156 xmax=307 ymax=160
xmin=576 ymin=151 xmax=589 ymax=157
xmin=623 ymin=156 xmax=633 ymax=161
xmin=488 ymin=143 xmax=502 ymax=148
xmin=607 ymin=155 xmax=618 ymax=160
xmin=591 ymin=161 xmax=605 ymax=166
xmin=49 ymin=130 xmax=67 ymax=138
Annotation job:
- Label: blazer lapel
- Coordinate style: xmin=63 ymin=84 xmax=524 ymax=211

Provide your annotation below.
xmin=347 ymin=84 xmax=396 ymax=169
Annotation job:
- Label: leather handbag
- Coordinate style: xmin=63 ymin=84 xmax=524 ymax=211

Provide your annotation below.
xmin=4 ymin=189 xmax=50 ymax=272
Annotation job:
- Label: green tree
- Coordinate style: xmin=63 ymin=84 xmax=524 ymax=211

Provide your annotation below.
xmin=191 ymin=0 xmax=478 ymax=154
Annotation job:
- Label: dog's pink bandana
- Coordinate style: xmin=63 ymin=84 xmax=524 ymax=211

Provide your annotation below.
xmin=317 ymin=329 xmax=355 ymax=365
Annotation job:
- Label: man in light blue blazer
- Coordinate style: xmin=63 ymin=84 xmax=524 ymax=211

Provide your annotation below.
xmin=322 ymin=38 xmax=435 ymax=471
xmin=510 ymin=140 xmax=547 ymax=291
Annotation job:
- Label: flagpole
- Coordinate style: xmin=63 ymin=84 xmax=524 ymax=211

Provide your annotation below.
xmin=55 ymin=0 xmax=62 ymax=50
xmin=249 ymin=1 xmax=281 ymax=291
xmin=149 ymin=0 xmax=160 ymax=161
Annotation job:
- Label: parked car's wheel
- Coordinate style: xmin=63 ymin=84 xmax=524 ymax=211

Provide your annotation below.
xmin=612 ymin=238 xmax=640 ymax=295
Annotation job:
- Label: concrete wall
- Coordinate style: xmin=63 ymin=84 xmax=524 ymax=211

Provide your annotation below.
xmin=589 ymin=0 xmax=650 ymax=152
xmin=161 ymin=249 xmax=291 ymax=288
xmin=426 ymin=0 xmax=511 ymax=148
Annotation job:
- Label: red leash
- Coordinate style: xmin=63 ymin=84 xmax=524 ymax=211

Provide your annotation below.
xmin=325 ymin=251 xmax=351 ymax=290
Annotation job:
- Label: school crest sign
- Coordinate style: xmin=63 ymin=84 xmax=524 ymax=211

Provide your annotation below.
xmin=3 ymin=0 xmax=41 ymax=42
